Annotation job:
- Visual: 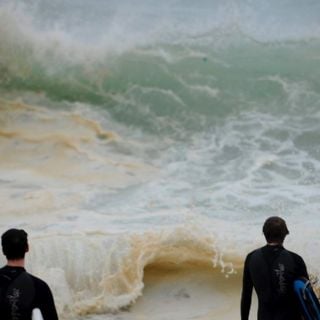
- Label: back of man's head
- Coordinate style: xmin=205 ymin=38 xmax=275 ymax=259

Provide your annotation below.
xmin=263 ymin=216 xmax=289 ymax=243
xmin=1 ymin=229 xmax=28 ymax=260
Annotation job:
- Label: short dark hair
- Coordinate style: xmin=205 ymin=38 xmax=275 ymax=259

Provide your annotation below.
xmin=263 ymin=216 xmax=289 ymax=243
xmin=1 ymin=229 xmax=28 ymax=260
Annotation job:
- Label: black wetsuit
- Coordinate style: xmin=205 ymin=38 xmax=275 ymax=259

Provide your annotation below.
xmin=0 ymin=266 xmax=59 ymax=320
xmin=241 ymin=244 xmax=308 ymax=320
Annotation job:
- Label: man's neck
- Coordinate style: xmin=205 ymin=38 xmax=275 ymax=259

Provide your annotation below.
xmin=267 ymin=242 xmax=283 ymax=246
xmin=7 ymin=259 xmax=25 ymax=268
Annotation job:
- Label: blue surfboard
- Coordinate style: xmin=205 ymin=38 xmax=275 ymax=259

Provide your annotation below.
xmin=294 ymin=278 xmax=320 ymax=320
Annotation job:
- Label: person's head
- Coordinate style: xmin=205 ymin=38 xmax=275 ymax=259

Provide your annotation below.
xmin=262 ymin=216 xmax=289 ymax=244
xmin=1 ymin=229 xmax=29 ymax=260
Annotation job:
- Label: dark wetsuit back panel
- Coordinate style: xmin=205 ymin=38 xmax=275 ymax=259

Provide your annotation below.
xmin=0 ymin=266 xmax=59 ymax=320
xmin=241 ymin=245 xmax=308 ymax=320
xmin=5 ymin=271 xmax=35 ymax=319
xmin=249 ymin=248 xmax=295 ymax=306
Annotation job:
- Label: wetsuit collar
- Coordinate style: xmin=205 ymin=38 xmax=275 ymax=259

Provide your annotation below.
xmin=2 ymin=265 xmax=26 ymax=272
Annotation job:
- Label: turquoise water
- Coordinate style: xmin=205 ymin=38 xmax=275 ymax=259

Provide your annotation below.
xmin=1 ymin=1 xmax=320 ymax=319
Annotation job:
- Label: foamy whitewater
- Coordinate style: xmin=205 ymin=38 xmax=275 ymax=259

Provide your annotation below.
xmin=1 ymin=0 xmax=320 ymax=319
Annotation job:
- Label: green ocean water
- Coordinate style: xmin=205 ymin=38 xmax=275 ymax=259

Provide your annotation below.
xmin=1 ymin=35 xmax=320 ymax=137
xmin=1 ymin=0 xmax=320 ymax=139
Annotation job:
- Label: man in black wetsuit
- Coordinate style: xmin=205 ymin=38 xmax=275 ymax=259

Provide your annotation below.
xmin=0 ymin=229 xmax=59 ymax=320
xmin=241 ymin=216 xmax=308 ymax=320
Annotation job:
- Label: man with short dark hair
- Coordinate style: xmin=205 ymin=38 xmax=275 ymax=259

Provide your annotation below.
xmin=0 ymin=229 xmax=59 ymax=320
xmin=241 ymin=216 xmax=308 ymax=320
